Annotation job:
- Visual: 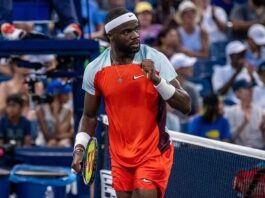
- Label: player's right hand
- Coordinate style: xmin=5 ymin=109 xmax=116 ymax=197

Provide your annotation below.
xmin=71 ymin=149 xmax=84 ymax=174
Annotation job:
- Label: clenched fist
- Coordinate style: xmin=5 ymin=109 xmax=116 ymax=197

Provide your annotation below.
xmin=141 ymin=59 xmax=161 ymax=85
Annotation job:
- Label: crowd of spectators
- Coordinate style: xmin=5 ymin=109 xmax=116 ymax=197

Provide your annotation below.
xmin=1 ymin=0 xmax=265 ymax=150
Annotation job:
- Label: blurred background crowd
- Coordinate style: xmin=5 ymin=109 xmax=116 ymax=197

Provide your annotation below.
xmin=1 ymin=0 xmax=265 ymax=150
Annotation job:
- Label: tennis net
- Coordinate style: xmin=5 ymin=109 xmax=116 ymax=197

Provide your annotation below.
xmin=166 ymin=131 xmax=265 ymax=198
xmin=100 ymin=116 xmax=265 ymax=198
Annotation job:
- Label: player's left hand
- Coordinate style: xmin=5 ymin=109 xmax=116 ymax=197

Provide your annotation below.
xmin=141 ymin=59 xmax=161 ymax=85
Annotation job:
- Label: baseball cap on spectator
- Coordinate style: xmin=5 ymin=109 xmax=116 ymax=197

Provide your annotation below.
xmin=175 ymin=0 xmax=200 ymax=25
xmin=226 ymin=40 xmax=246 ymax=56
xmin=248 ymin=24 xmax=265 ymax=46
xmin=170 ymin=53 xmax=197 ymax=70
xmin=232 ymin=79 xmax=253 ymax=92
xmin=47 ymin=80 xmax=72 ymax=95
xmin=135 ymin=1 xmax=153 ymax=14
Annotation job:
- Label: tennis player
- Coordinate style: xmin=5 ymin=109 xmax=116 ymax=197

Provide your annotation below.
xmin=71 ymin=7 xmax=191 ymax=198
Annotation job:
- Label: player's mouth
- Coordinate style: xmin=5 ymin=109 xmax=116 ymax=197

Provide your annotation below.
xmin=130 ymin=41 xmax=140 ymax=48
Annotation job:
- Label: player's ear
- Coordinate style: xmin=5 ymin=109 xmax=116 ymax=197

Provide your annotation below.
xmin=104 ymin=32 xmax=111 ymax=42
xmin=106 ymin=33 xmax=113 ymax=41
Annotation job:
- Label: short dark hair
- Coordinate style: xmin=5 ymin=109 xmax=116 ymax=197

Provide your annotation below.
xmin=105 ymin=7 xmax=130 ymax=24
xmin=6 ymin=94 xmax=24 ymax=107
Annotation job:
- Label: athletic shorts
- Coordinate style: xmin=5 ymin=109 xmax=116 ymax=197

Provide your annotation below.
xmin=111 ymin=144 xmax=174 ymax=198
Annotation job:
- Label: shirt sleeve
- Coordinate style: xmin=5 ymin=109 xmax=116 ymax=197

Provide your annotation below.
xmin=156 ymin=52 xmax=177 ymax=82
xmin=144 ymin=46 xmax=177 ymax=82
xmin=82 ymin=63 xmax=97 ymax=95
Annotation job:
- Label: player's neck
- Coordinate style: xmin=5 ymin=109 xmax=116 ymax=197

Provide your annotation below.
xmin=110 ymin=50 xmax=134 ymax=65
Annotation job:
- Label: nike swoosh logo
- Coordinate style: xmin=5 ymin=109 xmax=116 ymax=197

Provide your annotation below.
xmin=142 ymin=178 xmax=152 ymax=183
xmin=133 ymin=75 xmax=144 ymax=80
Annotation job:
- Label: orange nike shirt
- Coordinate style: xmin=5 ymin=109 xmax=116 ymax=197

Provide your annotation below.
xmin=82 ymin=45 xmax=177 ymax=167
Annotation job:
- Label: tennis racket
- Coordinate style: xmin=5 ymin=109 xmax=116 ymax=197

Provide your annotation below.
xmin=82 ymin=137 xmax=98 ymax=185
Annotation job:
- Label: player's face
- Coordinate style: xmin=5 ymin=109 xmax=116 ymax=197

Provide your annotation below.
xmin=111 ymin=20 xmax=140 ymax=54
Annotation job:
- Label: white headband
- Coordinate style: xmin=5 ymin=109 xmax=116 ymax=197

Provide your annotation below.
xmin=105 ymin=12 xmax=138 ymax=33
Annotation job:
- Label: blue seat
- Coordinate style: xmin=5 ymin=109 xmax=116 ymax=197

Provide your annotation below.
xmin=189 ymin=77 xmax=213 ymax=97
xmin=193 ymin=58 xmax=225 ymax=79
xmin=210 ymin=41 xmax=228 ymax=60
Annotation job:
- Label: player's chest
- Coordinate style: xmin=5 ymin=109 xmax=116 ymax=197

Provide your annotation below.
xmin=96 ymin=65 xmax=157 ymax=98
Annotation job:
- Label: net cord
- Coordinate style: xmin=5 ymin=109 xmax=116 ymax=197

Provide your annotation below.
xmin=169 ymin=131 xmax=265 ymax=161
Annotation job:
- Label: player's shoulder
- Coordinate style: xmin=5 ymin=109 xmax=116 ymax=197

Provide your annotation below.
xmin=88 ymin=48 xmax=110 ymax=69
xmin=84 ymin=48 xmax=111 ymax=77
xmin=138 ymin=44 xmax=170 ymax=68
xmin=139 ymin=44 xmax=166 ymax=60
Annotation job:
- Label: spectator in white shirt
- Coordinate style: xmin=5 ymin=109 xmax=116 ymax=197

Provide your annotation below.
xmin=225 ymin=79 xmax=265 ymax=149
xmin=253 ymin=61 xmax=265 ymax=112
xmin=176 ymin=0 xmax=209 ymax=58
xmin=212 ymin=40 xmax=260 ymax=105
xmin=193 ymin=0 xmax=228 ymax=43
xmin=246 ymin=24 xmax=265 ymax=68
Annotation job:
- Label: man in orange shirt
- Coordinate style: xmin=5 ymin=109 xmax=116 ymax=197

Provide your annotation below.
xmin=71 ymin=7 xmax=190 ymax=198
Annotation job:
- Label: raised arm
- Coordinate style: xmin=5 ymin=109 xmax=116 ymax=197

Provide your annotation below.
xmin=141 ymin=59 xmax=191 ymax=114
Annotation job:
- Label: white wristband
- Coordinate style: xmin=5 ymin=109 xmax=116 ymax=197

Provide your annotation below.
xmin=154 ymin=78 xmax=175 ymax=100
xmin=74 ymin=132 xmax=91 ymax=149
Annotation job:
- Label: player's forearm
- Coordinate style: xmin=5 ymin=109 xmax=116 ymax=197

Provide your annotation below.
xmin=154 ymin=77 xmax=191 ymax=113
xmin=167 ymin=89 xmax=191 ymax=114
xmin=78 ymin=113 xmax=97 ymax=137
xmin=74 ymin=114 xmax=97 ymax=151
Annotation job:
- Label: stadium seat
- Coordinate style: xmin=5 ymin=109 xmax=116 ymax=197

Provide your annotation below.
xmin=210 ymin=41 xmax=228 ymax=60
xmin=193 ymin=58 xmax=226 ymax=79
xmin=188 ymin=77 xmax=213 ymax=97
